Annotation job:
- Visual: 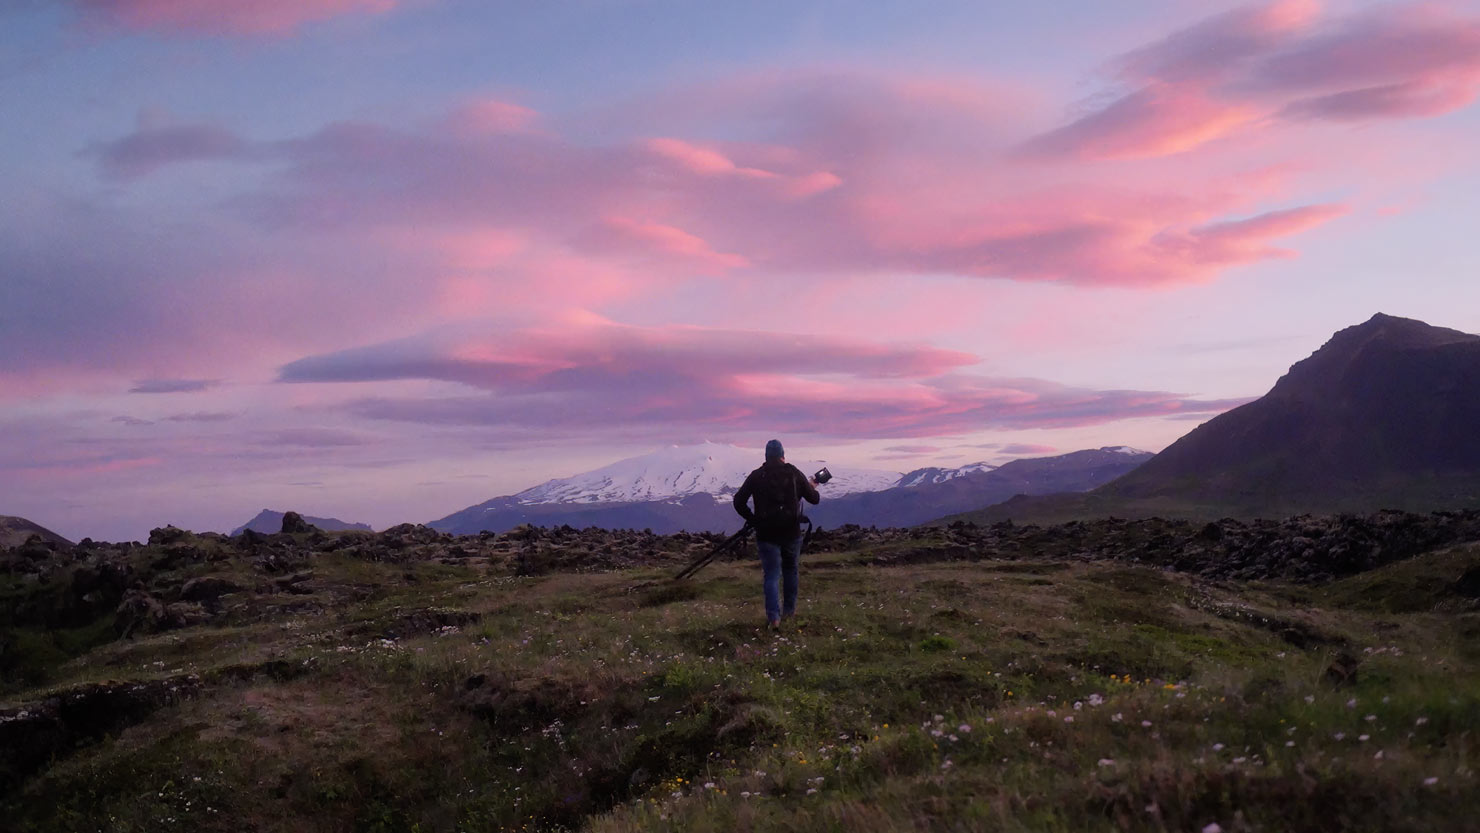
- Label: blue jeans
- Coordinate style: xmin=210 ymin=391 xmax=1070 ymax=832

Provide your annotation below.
xmin=757 ymin=535 xmax=802 ymax=623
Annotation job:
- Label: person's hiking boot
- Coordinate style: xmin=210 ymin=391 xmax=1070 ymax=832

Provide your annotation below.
xmin=767 ymin=618 xmax=781 ymax=631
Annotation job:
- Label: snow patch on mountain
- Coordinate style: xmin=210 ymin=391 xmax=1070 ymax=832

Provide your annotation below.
xmin=514 ymin=442 xmax=902 ymax=505
xmin=894 ymin=462 xmax=998 ymax=488
xmin=1102 ymin=446 xmax=1152 ymax=456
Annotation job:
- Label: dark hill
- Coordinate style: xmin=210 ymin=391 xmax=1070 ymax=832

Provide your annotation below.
xmin=815 ymin=448 xmax=1149 ymax=527
xmin=0 ymin=516 xmax=72 ymax=549
xmin=230 ymin=510 xmax=373 ymax=536
xmin=946 ymin=314 xmax=1480 ymax=524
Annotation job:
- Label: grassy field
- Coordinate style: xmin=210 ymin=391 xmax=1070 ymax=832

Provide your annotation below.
xmin=3 ymin=535 xmax=1478 ymax=832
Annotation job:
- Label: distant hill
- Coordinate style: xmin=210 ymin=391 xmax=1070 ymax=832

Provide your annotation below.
xmin=430 ymin=442 xmax=908 ymax=536
xmin=0 ymin=516 xmax=72 ymax=549
xmin=230 ymin=510 xmax=373 ymax=536
xmin=429 ymin=447 xmax=1149 ymax=535
xmin=944 ymin=314 xmax=1480 ymax=525
xmin=816 ymin=447 xmax=1151 ymax=528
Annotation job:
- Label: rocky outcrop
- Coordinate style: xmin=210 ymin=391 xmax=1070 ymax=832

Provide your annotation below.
xmin=179 ymin=576 xmax=246 ymax=603
xmin=280 ymin=511 xmax=316 ymax=534
xmin=0 ymin=516 xmax=72 ymax=550
xmin=814 ymin=509 xmax=1480 ymax=583
xmin=0 ymin=659 xmax=316 ymax=795
xmin=114 ymin=589 xmax=209 ymax=637
xmin=0 ymin=676 xmax=204 ymax=793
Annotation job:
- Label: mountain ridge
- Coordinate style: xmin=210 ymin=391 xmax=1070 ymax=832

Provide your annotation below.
xmin=230 ymin=510 xmax=374 ymax=536
xmin=429 ymin=446 xmax=1150 ymax=535
xmin=942 ymin=314 xmax=1480 ymax=525
xmin=0 ymin=516 xmax=72 ymax=549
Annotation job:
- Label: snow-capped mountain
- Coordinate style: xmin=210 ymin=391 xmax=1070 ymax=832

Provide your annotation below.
xmin=513 ymin=441 xmax=901 ymax=504
xmin=895 ymin=462 xmax=997 ymax=488
xmin=427 ymin=443 xmax=1156 ymax=535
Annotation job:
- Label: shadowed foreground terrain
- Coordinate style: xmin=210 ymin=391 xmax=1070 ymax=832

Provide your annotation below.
xmin=3 ymin=517 xmax=1479 ymax=832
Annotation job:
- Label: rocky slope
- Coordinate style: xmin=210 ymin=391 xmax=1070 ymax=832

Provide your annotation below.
xmin=810 ymin=447 xmax=1151 ymax=528
xmin=230 ymin=509 xmax=373 ymax=535
xmin=0 ymin=516 xmax=71 ymax=550
xmin=950 ymin=314 xmax=1480 ymax=524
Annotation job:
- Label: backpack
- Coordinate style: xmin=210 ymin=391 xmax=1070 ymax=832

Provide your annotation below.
xmin=751 ymin=463 xmax=800 ymax=537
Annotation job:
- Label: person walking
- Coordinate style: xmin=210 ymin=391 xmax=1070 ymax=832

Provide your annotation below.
xmin=732 ymin=439 xmax=820 ymax=629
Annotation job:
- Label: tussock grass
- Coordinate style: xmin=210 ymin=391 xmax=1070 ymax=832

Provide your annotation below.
xmin=3 ymin=543 xmax=1478 ymax=831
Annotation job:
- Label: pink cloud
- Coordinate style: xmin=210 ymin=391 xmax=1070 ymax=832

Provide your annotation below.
xmin=92 ymin=123 xmax=252 ymax=179
xmin=644 ymin=137 xmax=843 ymax=199
xmin=129 ymin=378 xmax=217 ymax=394
xmin=997 ymin=443 xmax=1057 ymax=455
xmin=441 ymin=99 xmax=540 ymax=136
xmin=1153 ymin=203 xmax=1349 ymax=268
xmin=28 ymin=5 xmax=1476 ymax=400
xmin=1022 ymin=83 xmax=1260 ymax=160
xmin=73 ymin=0 xmax=399 ymax=36
xmin=903 ymin=198 xmax=1348 ymax=287
xmin=81 ymin=75 xmax=1362 ymax=294
xmin=646 ymin=137 xmax=777 ymax=179
xmin=282 ymin=318 xmax=979 ymax=386
xmin=1281 ymin=79 xmax=1479 ymax=120
xmin=1029 ymin=2 xmax=1480 ymax=161
xmin=1115 ymin=0 xmax=1320 ymax=83
xmin=1250 ymin=5 xmax=1480 ymax=94
xmin=1256 ymin=4 xmax=1480 ymax=119
xmin=16 ymin=456 xmax=164 ymax=479
xmin=600 ymin=217 xmax=750 ymax=271
xmin=784 ymin=170 xmax=844 ymax=198
xmin=276 ymin=321 xmax=1240 ymax=440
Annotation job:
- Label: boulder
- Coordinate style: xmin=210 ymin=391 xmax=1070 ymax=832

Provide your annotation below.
xmin=115 ymin=589 xmax=166 ymax=637
xmin=179 ymin=576 xmax=245 ymax=603
xmin=147 ymin=526 xmax=191 ymax=546
xmin=279 ymin=512 xmax=317 ymax=534
xmin=1455 ymin=566 xmax=1480 ymax=599
xmin=115 ymin=591 xmax=209 ymax=635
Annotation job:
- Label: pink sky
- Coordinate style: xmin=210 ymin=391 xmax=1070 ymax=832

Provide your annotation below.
xmin=3 ymin=0 xmax=1479 ymax=540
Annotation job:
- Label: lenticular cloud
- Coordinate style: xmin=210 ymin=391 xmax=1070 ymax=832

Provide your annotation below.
xmin=73 ymin=0 xmax=398 ymax=36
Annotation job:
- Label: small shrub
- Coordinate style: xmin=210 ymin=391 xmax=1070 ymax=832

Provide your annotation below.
xmin=918 ymin=635 xmax=955 ymax=652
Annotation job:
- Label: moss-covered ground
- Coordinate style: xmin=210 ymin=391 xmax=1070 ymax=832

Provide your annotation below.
xmin=3 ymin=538 xmax=1478 ymax=832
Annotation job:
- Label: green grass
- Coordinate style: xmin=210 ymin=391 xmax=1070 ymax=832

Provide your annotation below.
xmin=3 ymin=541 xmax=1479 ymax=831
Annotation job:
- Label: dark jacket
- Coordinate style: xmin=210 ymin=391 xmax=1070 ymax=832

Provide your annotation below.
xmin=733 ymin=460 xmax=821 ymax=542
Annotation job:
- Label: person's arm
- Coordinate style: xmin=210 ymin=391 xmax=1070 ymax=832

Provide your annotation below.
xmin=733 ymin=472 xmax=756 ymax=522
xmin=797 ymin=467 xmax=820 ymax=505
